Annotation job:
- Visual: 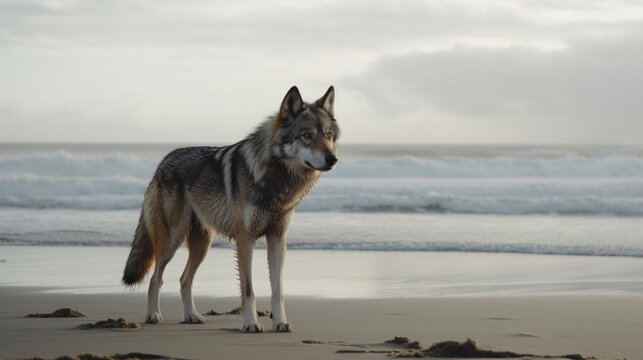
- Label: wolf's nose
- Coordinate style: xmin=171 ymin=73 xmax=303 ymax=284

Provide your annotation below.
xmin=325 ymin=154 xmax=338 ymax=166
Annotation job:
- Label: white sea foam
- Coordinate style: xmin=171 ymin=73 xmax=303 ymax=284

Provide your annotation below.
xmin=0 ymin=151 xmax=157 ymax=177
xmin=327 ymin=155 xmax=643 ymax=178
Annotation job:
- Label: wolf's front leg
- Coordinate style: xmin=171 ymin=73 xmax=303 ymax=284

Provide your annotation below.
xmin=236 ymin=236 xmax=264 ymax=333
xmin=267 ymin=236 xmax=293 ymax=332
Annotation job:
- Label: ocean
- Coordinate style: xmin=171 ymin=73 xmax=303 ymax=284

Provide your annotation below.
xmin=0 ymin=143 xmax=642 ymax=256
xmin=1 ymin=143 xmax=642 ymax=297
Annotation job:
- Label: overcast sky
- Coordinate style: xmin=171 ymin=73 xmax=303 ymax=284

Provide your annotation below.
xmin=1 ymin=0 xmax=642 ymax=144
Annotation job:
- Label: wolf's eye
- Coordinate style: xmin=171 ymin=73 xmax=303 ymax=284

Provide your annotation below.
xmin=302 ymin=133 xmax=312 ymax=139
xmin=325 ymin=132 xmax=333 ymax=140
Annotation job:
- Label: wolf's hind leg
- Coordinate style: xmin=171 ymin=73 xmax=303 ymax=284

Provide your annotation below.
xmin=146 ymin=254 xmax=173 ymax=324
xmin=180 ymin=216 xmax=212 ymax=324
xmin=145 ymin=216 xmax=186 ymax=324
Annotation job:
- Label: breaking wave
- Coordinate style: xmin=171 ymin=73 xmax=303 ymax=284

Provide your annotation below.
xmin=1 ymin=150 xmax=642 ymax=215
xmin=301 ymin=178 xmax=643 ymax=215
xmin=327 ymin=154 xmax=643 ymax=178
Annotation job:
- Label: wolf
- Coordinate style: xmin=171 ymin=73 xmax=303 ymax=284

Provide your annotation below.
xmin=122 ymin=86 xmax=339 ymax=333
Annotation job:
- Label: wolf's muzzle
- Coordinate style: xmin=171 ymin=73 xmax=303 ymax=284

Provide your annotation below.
xmin=325 ymin=154 xmax=338 ymax=167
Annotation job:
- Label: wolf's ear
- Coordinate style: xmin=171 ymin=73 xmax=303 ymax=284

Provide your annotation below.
xmin=277 ymin=86 xmax=305 ymax=125
xmin=315 ymin=85 xmax=335 ymax=117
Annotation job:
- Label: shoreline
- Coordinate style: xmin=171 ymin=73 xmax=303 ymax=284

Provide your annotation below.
xmin=1 ymin=286 xmax=641 ymax=359
xmin=2 ymin=245 xmax=642 ymax=298
xmin=2 ymin=209 xmax=642 ymax=258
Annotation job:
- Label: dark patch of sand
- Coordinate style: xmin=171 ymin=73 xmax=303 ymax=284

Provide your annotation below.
xmin=302 ymin=339 xmax=346 ymax=345
xmin=25 ymin=352 xmax=186 ymax=360
xmin=77 ymin=317 xmax=142 ymax=330
xmin=301 ymin=339 xmax=326 ymax=344
xmin=334 ymin=336 xmax=595 ymax=359
xmin=508 ymin=333 xmax=540 ymax=338
xmin=386 ymin=336 xmax=422 ymax=349
xmin=386 ymin=336 xmax=414 ymax=345
xmin=203 ymin=307 xmax=270 ymax=317
xmin=421 ymin=338 xmax=523 ymax=358
xmin=26 ymin=308 xmax=86 ymax=318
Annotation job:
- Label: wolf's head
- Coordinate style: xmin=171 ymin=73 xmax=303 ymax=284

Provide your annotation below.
xmin=274 ymin=86 xmax=340 ymax=172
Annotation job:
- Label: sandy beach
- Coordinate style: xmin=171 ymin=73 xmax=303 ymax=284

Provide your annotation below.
xmin=0 ymin=287 xmax=641 ymax=359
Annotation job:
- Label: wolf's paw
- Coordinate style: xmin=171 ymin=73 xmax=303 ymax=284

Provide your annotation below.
xmin=182 ymin=312 xmax=207 ymax=324
xmin=145 ymin=312 xmax=162 ymax=324
xmin=272 ymin=322 xmax=294 ymax=332
xmin=242 ymin=322 xmax=265 ymax=333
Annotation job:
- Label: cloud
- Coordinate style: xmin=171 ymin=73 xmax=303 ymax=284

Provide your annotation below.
xmin=3 ymin=1 xmax=635 ymax=54
xmin=1 ymin=0 xmax=643 ymax=143
xmin=341 ymin=22 xmax=643 ymax=144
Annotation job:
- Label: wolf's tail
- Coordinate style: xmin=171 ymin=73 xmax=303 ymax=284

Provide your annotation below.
xmin=122 ymin=212 xmax=154 ymax=286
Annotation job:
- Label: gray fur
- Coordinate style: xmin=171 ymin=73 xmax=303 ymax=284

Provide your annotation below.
xmin=122 ymin=86 xmax=339 ymax=332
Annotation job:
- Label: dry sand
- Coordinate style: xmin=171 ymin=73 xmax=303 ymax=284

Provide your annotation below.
xmin=0 ymin=286 xmax=641 ymax=360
